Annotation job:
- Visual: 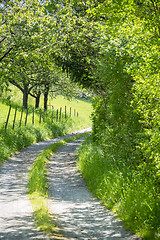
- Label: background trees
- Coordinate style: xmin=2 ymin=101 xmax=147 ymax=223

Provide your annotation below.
xmin=0 ymin=0 xmax=82 ymax=109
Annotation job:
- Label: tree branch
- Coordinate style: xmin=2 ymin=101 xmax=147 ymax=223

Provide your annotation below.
xmin=0 ymin=37 xmax=6 ymax=44
xmin=0 ymin=46 xmax=14 ymax=62
xmin=9 ymin=79 xmax=24 ymax=92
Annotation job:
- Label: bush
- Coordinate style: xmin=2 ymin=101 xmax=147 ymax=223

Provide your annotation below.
xmin=0 ymin=114 xmax=76 ymax=165
xmin=77 ymin=137 xmax=160 ymax=239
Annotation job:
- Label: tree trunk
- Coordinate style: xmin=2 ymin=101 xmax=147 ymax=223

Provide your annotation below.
xmin=35 ymin=92 xmax=41 ymax=109
xmin=23 ymin=84 xmax=28 ymax=109
xmin=44 ymin=84 xmax=49 ymax=110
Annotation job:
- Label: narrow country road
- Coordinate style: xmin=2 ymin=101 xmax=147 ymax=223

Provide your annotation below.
xmin=0 ymin=128 xmax=91 ymax=240
xmin=0 ymin=127 xmax=141 ymax=239
xmin=48 ymin=139 xmax=141 ymax=240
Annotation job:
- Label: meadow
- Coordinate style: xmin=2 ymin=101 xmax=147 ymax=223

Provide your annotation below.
xmin=0 ymin=88 xmax=92 ymax=164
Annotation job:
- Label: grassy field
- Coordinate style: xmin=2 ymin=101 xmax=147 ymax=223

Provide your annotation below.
xmin=0 ymin=88 xmax=92 ymax=164
xmin=48 ymin=95 xmax=92 ymax=123
xmin=1 ymin=87 xmax=92 ymax=130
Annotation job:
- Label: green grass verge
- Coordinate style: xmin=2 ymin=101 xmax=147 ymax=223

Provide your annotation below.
xmin=1 ymin=87 xmax=92 ymax=129
xmin=27 ymin=132 xmax=90 ymax=238
xmin=77 ymin=136 xmax=160 ymax=240
xmin=0 ymin=96 xmax=92 ymax=165
xmin=49 ymin=95 xmax=92 ymax=128
xmin=0 ymin=119 xmax=72 ymax=165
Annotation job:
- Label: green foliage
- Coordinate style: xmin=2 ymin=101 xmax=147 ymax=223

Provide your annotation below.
xmin=75 ymin=1 xmax=160 ymax=239
xmin=0 ymin=124 xmax=47 ymax=164
xmin=77 ymin=137 xmax=160 ymax=239
xmin=0 ymin=110 xmax=83 ymax=165
xmin=0 ymin=92 xmax=92 ymax=165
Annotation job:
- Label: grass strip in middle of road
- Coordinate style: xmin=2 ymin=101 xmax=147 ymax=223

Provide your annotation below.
xmin=27 ymin=132 xmax=90 ymax=238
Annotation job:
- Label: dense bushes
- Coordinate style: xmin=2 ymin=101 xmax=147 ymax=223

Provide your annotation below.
xmin=77 ymin=136 xmax=160 ymax=239
xmin=77 ymin=1 xmax=160 ymax=239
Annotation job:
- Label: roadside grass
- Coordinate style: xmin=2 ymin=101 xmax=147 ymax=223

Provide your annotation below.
xmin=27 ymin=132 xmax=90 ymax=238
xmin=77 ymin=137 xmax=160 ymax=240
xmin=0 ymin=94 xmax=92 ymax=165
xmin=49 ymin=95 xmax=92 ymax=128
xmin=0 ymin=116 xmax=72 ymax=165
xmin=1 ymin=86 xmax=92 ymax=129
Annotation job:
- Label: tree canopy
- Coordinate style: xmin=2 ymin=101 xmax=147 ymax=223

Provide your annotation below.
xmin=0 ymin=0 xmax=82 ymax=108
xmin=1 ymin=0 xmax=160 ymax=169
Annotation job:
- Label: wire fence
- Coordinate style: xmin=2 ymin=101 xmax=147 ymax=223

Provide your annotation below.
xmin=1 ymin=105 xmax=79 ymax=131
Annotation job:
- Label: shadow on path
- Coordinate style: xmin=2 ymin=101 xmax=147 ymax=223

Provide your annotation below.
xmin=0 ymin=128 xmax=92 ymax=239
xmin=48 ymin=140 xmax=141 ymax=240
xmin=0 ymin=143 xmax=52 ymax=239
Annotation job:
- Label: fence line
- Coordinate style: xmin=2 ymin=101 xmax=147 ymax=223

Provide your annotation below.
xmin=4 ymin=105 xmax=79 ymax=131
xmin=5 ymin=105 xmax=12 ymax=130
xmin=12 ymin=107 xmax=17 ymax=129
xmin=19 ymin=107 xmax=23 ymax=127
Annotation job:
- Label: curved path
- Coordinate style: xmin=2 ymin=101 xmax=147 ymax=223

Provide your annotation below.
xmin=0 ymin=128 xmax=91 ymax=240
xmin=48 ymin=139 xmax=141 ymax=240
xmin=0 ymin=128 xmax=141 ymax=239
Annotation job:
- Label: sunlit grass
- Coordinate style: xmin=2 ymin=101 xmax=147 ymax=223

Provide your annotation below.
xmin=28 ymin=132 xmax=90 ymax=238
xmin=77 ymin=136 xmax=160 ymax=240
xmin=1 ymin=86 xmax=92 ymax=130
xmin=0 ymin=87 xmax=92 ymax=165
xmin=49 ymin=95 xmax=92 ymax=121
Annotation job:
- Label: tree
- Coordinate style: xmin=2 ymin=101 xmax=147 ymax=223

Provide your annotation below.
xmin=1 ymin=0 xmax=84 ymax=108
xmin=49 ymin=1 xmax=100 ymax=89
xmin=0 ymin=0 xmax=56 ymax=108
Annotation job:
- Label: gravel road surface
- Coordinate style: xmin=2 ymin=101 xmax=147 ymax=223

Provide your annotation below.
xmin=0 ymin=127 xmax=141 ymax=240
xmin=0 ymin=128 xmax=91 ymax=240
xmin=48 ymin=138 xmax=141 ymax=240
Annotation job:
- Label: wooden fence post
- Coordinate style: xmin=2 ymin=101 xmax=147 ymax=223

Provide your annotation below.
xmin=77 ymin=112 xmax=79 ymax=117
xmin=59 ymin=107 xmax=62 ymax=121
xmin=56 ymin=109 xmax=58 ymax=122
xmin=5 ymin=105 xmax=12 ymax=131
xmin=65 ymin=106 xmax=67 ymax=119
xmin=13 ymin=107 xmax=17 ymax=129
xmin=70 ymin=107 xmax=72 ymax=117
xmin=32 ymin=108 xmax=34 ymax=125
xmin=19 ymin=107 xmax=23 ymax=127
xmin=39 ymin=109 xmax=42 ymax=123
xmin=25 ymin=108 xmax=28 ymax=126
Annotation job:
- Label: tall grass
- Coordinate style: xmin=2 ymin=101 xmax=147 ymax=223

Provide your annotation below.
xmin=28 ymin=133 xmax=90 ymax=237
xmin=0 ymin=89 xmax=92 ymax=165
xmin=1 ymin=85 xmax=92 ymax=129
xmin=77 ymin=136 xmax=160 ymax=240
xmin=0 ymin=98 xmax=74 ymax=164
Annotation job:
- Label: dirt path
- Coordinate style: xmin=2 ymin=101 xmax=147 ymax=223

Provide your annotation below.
xmin=0 ymin=128 xmax=141 ymax=240
xmin=0 ymin=128 xmax=91 ymax=240
xmin=48 ymin=139 xmax=141 ymax=240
